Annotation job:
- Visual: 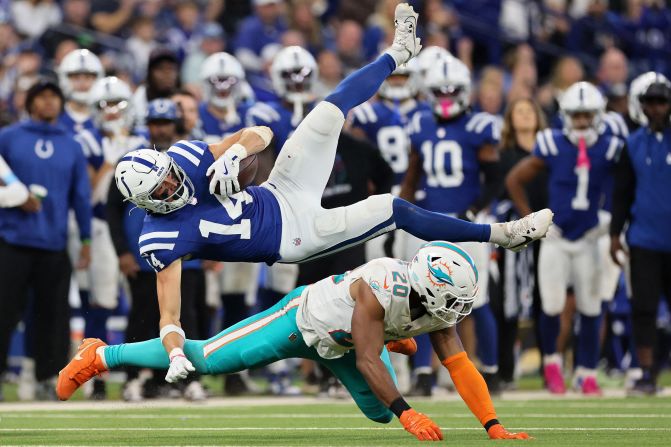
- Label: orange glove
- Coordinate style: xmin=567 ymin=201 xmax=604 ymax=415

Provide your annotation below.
xmin=399 ymin=409 xmax=443 ymax=441
xmin=487 ymin=423 xmax=532 ymax=440
xmin=386 ymin=338 xmax=418 ymax=355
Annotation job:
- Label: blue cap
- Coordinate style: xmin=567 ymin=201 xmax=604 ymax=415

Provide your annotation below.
xmin=146 ymin=98 xmax=179 ymax=123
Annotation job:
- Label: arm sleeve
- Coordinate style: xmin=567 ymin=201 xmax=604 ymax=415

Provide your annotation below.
xmin=70 ymin=144 xmax=93 ymax=240
xmin=610 ymin=143 xmax=636 ymax=236
xmin=106 ymin=180 xmax=131 ymax=256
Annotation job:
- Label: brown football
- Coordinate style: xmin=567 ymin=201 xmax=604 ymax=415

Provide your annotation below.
xmin=209 ymin=154 xmax=258 ymax=196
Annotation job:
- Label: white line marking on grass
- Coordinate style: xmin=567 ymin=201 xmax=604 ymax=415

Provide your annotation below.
xmin=3 ymin=413 xmax=671 ymax=419
xmin=2 ymin=427 xmax=671 ymax=432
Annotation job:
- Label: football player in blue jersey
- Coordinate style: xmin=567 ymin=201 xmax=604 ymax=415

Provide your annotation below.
xmin=400 ymin=53 xmax=504 ymax=394
xmin=507 ymin=82 xmax=624 ymax=395
xmin=57 ymin=49 xmax=103 ymax=137
xmin=197 ymin=52 xmax=252 ymax=143
xmin=108 ymin=4 xmax=552 ymax=381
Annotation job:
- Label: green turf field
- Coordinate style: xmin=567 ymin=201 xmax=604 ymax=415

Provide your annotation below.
xmin=1 ymin=397 xmax=671 ymax=446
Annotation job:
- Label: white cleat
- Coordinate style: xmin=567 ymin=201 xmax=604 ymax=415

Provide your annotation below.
xmin=496 ymin=208 xmax=554 ymax=252
xmin=387 ymin=3 xmax=422 ymax=67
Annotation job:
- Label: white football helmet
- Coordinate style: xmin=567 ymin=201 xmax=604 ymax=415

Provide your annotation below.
xmin=114 ymin=149 xmax=193 ymax=214
xmin=424 ymin=55 xmax=472 ymax=119
xmin=200 ymin=52 xmax=245 ymax=111
xmin=628 ymin=71 xmax=671 ymax=126
xmin=378 ymin=57 xmax=420 ymax=102
xmin=408 ymin=241 xmax=478 ymax=326
xmin=559 ymin=81 xmax=606 ymax=146
xmin=90 ymin=76 xmax=134 ymax=134
xmin=270 ymin=46 xmax=318 ymax=125
xmin=58 ymin=49 xmax=104 ymax=104
xmin=416 ymin=46 xmax=451 ymax=85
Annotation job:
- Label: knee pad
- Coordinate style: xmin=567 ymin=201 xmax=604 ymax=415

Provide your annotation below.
xmin=364 ymin=194 xmax=394 ymax=216
xmin=305 ymin=102 xmax=345 ymax=136
xmin=315 ymin=207 xmax=347 ymax=237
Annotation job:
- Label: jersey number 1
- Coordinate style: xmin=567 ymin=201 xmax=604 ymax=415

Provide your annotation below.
xmin=571 ymin=167 xmax=590 ymax=210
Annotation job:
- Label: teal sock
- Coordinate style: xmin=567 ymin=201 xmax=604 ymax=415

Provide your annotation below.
xmin=104 ymin=338 xmax=208 ymax=372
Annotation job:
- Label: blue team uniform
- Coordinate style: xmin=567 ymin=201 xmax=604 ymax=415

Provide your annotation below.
xmin=532 ymin=128 xmax=623 ymax=240
xmin=198 ymin=102 xmax=251 ymax=143
xmin=351 ymin=100 xmax=429 ymax=186
xmin=134 ymin=140 xmax=283 ymax=272
xmin=408 ymin=110 xmax=501 ymax=213
xmin=245 ymin=101 xmax=302 ymax=153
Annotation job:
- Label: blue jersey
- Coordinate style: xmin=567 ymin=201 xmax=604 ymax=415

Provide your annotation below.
xmin=137 ymin=140 xmax=283 ymax=272
xmin=533 ymin=128 xmax=622 ymax=240
xmin=351 ymin=100 xmax=429 ymax=186
xmin=624 ymin=127 xmax=671 ymax=252
xmin=408 ymin=110 xmax=501 ymax=214
xmin=198 ymin=102 xmax=251 ymax=143
xmin=245 ymin=101 xmax=300 ymax=154
xmin=59 ymin=109 xmax=104 ymax=171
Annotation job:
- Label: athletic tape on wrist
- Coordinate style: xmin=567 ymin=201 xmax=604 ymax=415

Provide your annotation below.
xmin=169 ymin=347 xmax=185 ymax=361
xmin=227 ymin=143 xmax=248 ymax=160
xmin=160 ymin=324 xmax=185 ymax=343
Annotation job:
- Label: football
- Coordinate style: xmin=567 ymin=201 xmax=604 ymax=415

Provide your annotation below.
xmin=209 ymin=154 xmax=258 ymax=196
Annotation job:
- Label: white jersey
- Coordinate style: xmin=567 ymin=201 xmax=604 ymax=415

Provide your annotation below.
xmin=296 ymin=257 xmax=451 ymax=359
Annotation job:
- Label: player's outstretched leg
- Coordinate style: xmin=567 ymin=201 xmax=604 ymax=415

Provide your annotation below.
xmin=324 ymin=3 xmax=420 ymax=116
xmin=56 ymin=288 xmax=313 ymax=401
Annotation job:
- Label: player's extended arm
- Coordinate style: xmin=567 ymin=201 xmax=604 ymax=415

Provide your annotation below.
xmin=156 ymin=258 xmax=195 ymax=383
xmin=505 ymin=155 xmax=545 ymax=217
xmin=398 ymin=149 xmax=422 ymax=203
xmin=207 ymin=126 xmax=274 ymax=196
xmin=430 ymin=327 xmax=531 ymax=440
xmin=350 ymin=280 xmax=442 ymax=441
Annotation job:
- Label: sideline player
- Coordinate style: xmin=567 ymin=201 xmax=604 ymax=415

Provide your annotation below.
xmin=506 ymin=82 xmax=623 ymax=394
xmin=109 ymin=3 xmax=553 ymax=377
xmin=58 ymin=241 xmax=530 ymax=442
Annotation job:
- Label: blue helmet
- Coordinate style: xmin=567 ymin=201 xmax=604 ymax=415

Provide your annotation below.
xmin=146 ymin=98 xmax=179 ymax=123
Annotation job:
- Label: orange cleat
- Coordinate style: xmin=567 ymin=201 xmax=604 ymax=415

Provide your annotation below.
xmin=386 ymin=338 xmax=418 ymax=356
xmin=56 ymin=338 xmax=108 ymax=401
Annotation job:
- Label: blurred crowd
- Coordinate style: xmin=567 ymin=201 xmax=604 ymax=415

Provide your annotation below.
xmin=0 ymin=0 xmax=670 ymax=402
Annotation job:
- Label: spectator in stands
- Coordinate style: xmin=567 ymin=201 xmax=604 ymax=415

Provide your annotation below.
xmin=537 ymin=56 xmax=585 ymax=127
xmin=0 ymin=78 xmax=92 ymax=400
xmin=132 ymin=47 xmax=181 ymax=125
xmin=313 ymin=50 xmax=343 ymax=99
xmin=172 ymin=89 xmax=203 ymax=140
xmin=335 ymin=20 xmax=366 ymax=75
xmin=181 ymin=23 xmax=226 ymax=89
xmin=165 ymin=1 xmax=204 ymax=63
xmin=39 ymin=0 xmax=98 ymax=59
xmin=287 ymin=0 xmax=328 ymax=55
xmin=597 ymin=48 xmax=629 ymax=117
xmin=90 ymin=0 xmax=138 ymax=36
xmin=452 ymin=0 xmax=503 ymax=67
xmin=234 ymin=0 xmax=287 ymax=73
xmin=10 ymin=0 xmax=61 ymax=39
xmin=126 ymin=17 xmax=159 ymax=84
xmin=567 ymin=0 xmax=623 ymax=71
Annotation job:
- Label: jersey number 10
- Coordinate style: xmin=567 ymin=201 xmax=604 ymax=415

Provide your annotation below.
xmin=421 ymin=140 xmax=465 ymax=188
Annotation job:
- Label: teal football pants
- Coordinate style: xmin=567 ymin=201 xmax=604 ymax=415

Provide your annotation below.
xmin=104 ymin=286 xmax=396 ymax=423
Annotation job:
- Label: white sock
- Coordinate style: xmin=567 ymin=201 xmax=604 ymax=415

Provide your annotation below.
xmin=488 ymin=223 xmax=507 ymax=245
xmin=544 ymin=353 xmax=562 ymax=367
xmin=96 ymin=346 xmax=108 ymax=369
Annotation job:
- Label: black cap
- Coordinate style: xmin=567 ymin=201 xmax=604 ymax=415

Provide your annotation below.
xmin=25 ymin=76 xmax=64 ymax=114
xmin=148 ymin=47 xmax=179 ymax=71
xmin=640 ymin=81 xmax=671 ymax=102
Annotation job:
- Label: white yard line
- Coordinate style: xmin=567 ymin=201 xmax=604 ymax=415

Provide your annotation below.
xmin=1 ymin=413 xmax=671 ymax=419
xmin=1 ymin=427 xmax=671 ymax=432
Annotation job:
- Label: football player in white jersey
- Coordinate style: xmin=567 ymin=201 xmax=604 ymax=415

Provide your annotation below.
xmin=58 ymin=241 xmax=530 ymax=441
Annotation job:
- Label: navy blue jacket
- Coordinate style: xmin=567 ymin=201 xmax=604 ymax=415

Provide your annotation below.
xmin=0 ymin=120 xmax=92 ymax=251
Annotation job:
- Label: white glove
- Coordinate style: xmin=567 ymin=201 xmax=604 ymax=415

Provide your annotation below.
xmin=206 ymin=143 xmax=247 ymax=197
xmin=165 ymin=348 xmax=195 ymax=383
